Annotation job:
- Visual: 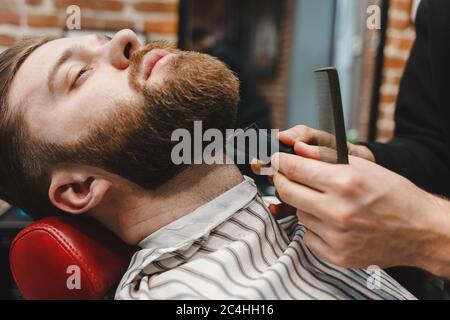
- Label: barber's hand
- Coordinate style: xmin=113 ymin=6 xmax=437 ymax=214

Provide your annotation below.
xmin=271 ymin=152 xmax=446 ymax=270
xmin=254 ymin=125 xmax=375 ymax=219
xmin=278 ymin=125 xmax=375 ymax=163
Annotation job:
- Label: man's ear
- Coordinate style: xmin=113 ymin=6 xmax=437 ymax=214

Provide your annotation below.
xmin=48 ymin=168 xmax=112 ymax=215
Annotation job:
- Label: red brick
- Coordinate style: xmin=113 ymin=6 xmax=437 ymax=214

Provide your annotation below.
xmin=144 ymin=20 xmax=178 ymax=34
xmin=377 ymin=127 xmax=396 ymax=137
xmin=376 ymin=134 xmax=393 ymax=142
xmin=383 ymin=56 xmax=407 ymax=69
xmin=27 ymin=14 xmax=63 ymax=28
xmin=0 ymin=12 xmax=20 ymax=26
xmin=26 ymin=0 xmax=43 ymax=5
xmin=380 ymin=94 xmax=397 ymax=104
xmin=391 ymin=76 xmax=403 ymax=86
xmin=54 ymin=0 xmax=123 ymax=11
xmin=0 ymin=34 xmax=16 ymax=46
xmin=81 ymin=17 xmax=134 ymax=31
xmin=390 ymin=0 xmax=412 ymax=12
xmin=134 ymin=2 xmax=178 ymax=13
xmin=396 ymin=37 xmax=414 ymax=51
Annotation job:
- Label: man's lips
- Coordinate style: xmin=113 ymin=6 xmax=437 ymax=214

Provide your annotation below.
xmin=143 ymin=49 xmax=177 ymax=80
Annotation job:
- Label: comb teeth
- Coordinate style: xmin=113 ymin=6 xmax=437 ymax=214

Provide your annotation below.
xmin=314 ymin=67 xmax=349 ymax=164
xmin=314 ymin=70 xmax=335 ymax=135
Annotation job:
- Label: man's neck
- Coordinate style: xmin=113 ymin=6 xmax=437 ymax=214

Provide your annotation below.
xmin=98 ymin=164 xmax=244 ymax=245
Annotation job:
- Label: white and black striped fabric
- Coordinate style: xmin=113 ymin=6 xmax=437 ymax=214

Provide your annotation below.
xmin=115 ymin=177 xmax=415 ymax=300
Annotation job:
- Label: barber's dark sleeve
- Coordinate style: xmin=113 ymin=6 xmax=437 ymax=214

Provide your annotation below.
xmin=366 ymin=0 xmax=450 ymax=197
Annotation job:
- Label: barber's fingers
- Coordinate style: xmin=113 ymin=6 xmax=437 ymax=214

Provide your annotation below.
xmin=279 ymin=125 xmax=337 ymax=149
xmin=272 ymin=152 xmax=337 ymax=192
xmin=297 ymin=210 xmax=337 ymax=246
xmin=250 ymin=158 xmax=262 ymax=174
xmin=250 ymin=159 xmax=274 ymax=184
xmin=294 ymin=141 xmax=339 ymax=164
xmin=272 ymin=172 xmax=331 ymax=221
xmin=298 ymin=210 xmax=323 ymax=235
xmin=303 ymin=229 xmax=335 ymax=264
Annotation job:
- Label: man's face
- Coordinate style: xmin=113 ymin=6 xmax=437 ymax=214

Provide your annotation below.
xmin=9 ymin=30 xmax=176 ymax=144
xmin=7 ymin=29 xmax=239 ymax=190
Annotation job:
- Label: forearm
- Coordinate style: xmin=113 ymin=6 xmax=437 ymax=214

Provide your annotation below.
xmin=365 ymin=139 xmax=450 ymax=198
xmin=413 ymin=195 xmax=450 ymax=280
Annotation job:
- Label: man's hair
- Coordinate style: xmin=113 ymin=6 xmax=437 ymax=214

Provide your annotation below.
xmin=0 ymin=37 xmax=55 ymax=219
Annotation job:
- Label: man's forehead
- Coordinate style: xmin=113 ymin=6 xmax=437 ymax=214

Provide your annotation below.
xmin=8 ymin=35 xmax=91 ymax=109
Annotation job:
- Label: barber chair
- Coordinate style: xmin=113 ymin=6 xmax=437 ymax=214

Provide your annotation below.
xmin=9 ymin=197 xmax=281 ymax=300
xmin=9 ymin=215 xmax=134 ymax=300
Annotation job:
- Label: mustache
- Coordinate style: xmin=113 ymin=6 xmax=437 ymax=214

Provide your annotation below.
xmin=129 ymin=40 xmax=179 ymax=80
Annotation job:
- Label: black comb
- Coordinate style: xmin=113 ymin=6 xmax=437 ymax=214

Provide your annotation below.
xmin=314 ymin=67 xmax=349 ymax=164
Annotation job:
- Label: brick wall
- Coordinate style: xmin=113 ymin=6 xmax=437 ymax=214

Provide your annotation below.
xmin=259 ymin=0 xmax=294 ymax=130
xmin=376 ymin=0 xmax=417 ymax=142
xmin=0 ymin=0 xmax=179 ymax=52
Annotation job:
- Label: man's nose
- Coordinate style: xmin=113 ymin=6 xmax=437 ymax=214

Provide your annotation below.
xmin=108 ymin=29 xmax=140 ymax=70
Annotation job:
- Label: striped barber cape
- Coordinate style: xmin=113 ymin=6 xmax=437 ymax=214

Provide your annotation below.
xmin=115 ymin=176 xmax=415 ymax=300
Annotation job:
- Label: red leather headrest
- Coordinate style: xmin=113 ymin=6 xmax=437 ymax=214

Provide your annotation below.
xmin=10 ymin=216 xmax=134 ymax=300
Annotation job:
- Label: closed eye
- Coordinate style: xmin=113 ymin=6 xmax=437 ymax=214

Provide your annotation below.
xmin=70 ymin=66 xmax=91 ymax=90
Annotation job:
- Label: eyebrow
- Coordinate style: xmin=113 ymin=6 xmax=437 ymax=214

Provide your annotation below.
xmin=47 ymin=45 xmax=76 ymax=94
xmin=47 ymin=34 xmax=111 ymax=94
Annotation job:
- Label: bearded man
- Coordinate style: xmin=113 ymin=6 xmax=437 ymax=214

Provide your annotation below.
xmin=0 ymin=30 xmax=413 ymax=300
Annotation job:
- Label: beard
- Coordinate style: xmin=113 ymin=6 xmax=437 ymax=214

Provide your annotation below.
xmin=29 ymin=41 xmax=240 ymax=192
